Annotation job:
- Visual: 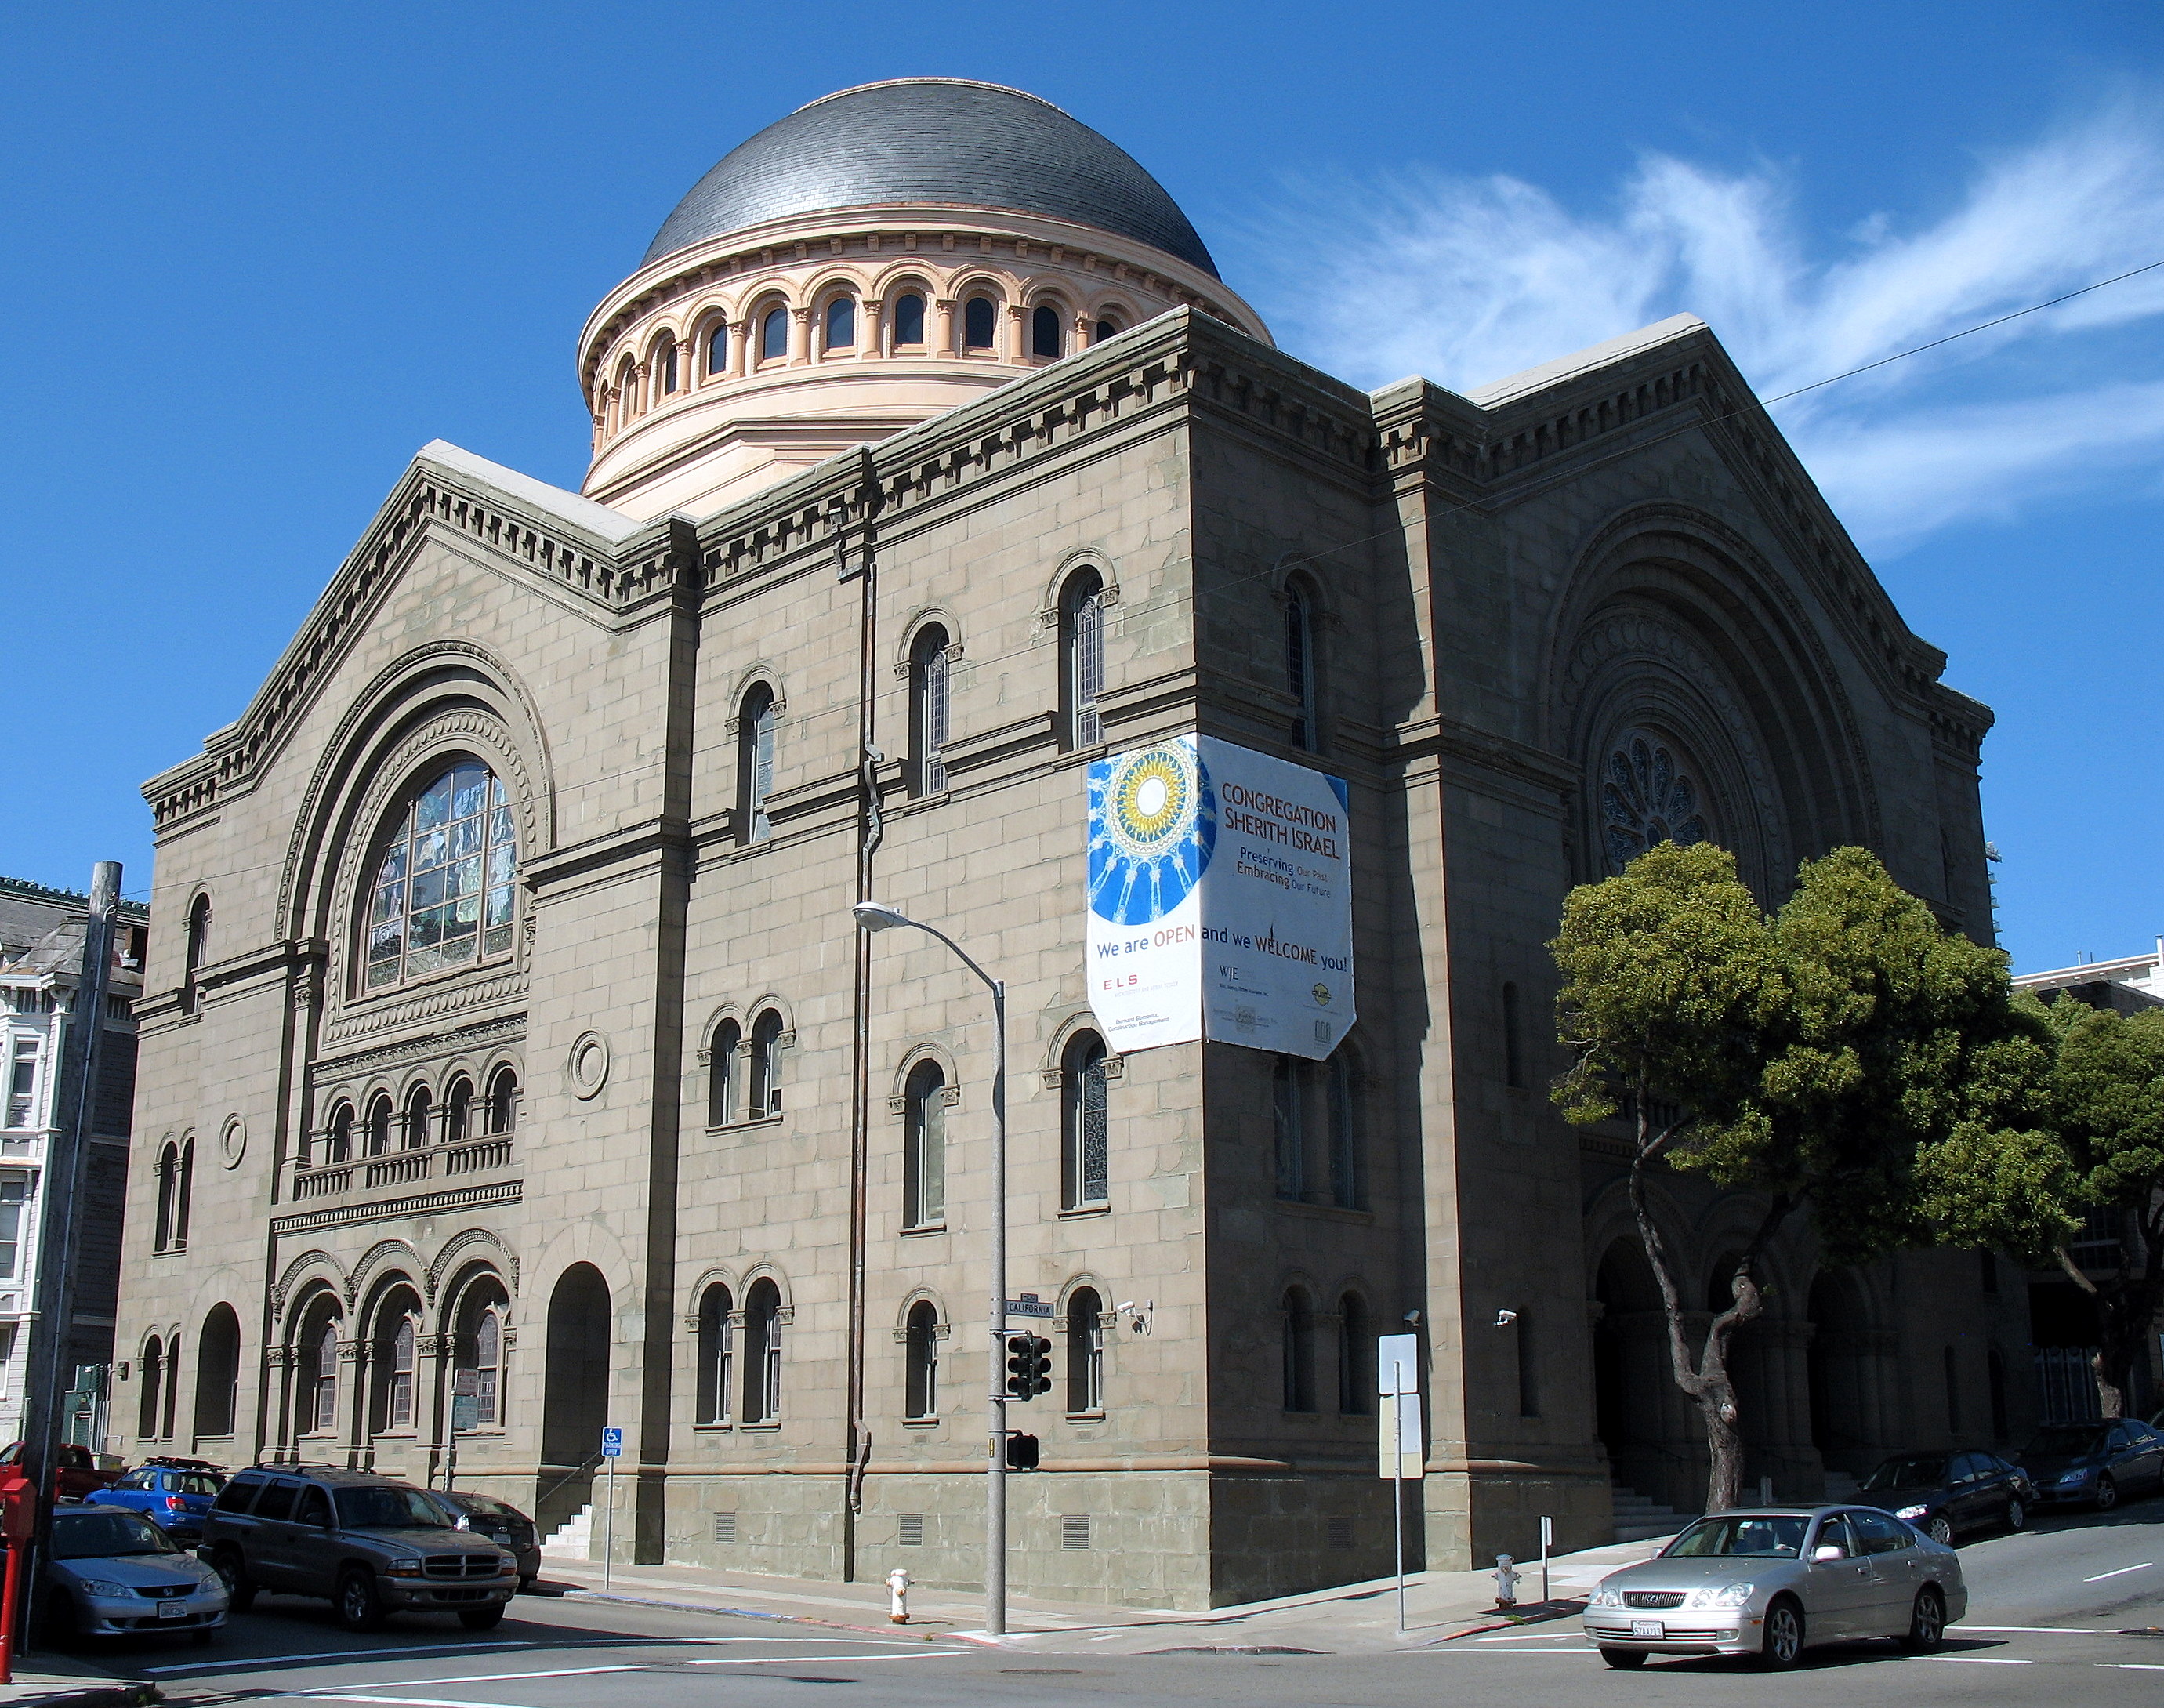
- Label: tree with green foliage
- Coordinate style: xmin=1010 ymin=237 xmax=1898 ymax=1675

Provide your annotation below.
xmin=1919 ymin=994 xmax=2164 ymax=1420
xmin=1552 ymin=840 xmax=2053 ymax=1511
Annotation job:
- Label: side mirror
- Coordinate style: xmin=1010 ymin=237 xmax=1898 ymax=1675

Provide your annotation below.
xmin=1812 ymin=1544 xmax=1846 ymax=1562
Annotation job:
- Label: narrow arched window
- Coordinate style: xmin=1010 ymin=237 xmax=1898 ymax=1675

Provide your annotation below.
xmin=1337 ymin=1294 xmax=1372 ymax=1416
xmin=472 ymin=1305 xmax=503 ymax=1426
xmin=749 ymin=1010 xmax=784 ymax=1118
xmin=191 ymin=1304 xmax=239 ymax=1438
xmin=137 ymin=1337 xmax=164 ymax=1439
xmin=963 ymin=296 xmax=996 ymax=350
xmin=1273 ymin=1055 xmax=1306 ymax=1202
xmin=173 ymin=1137 xmax=194 ymax=1248
xmin=738 ymin=684 xmax=777 ymax=844
xmin=153 ymin=1144 xmax=177 ymax=1252
xmin=904 ymin=1300 xmax=940 ymax=1420
xmin=328 ymin=1101 xmax=354 ymax=1163
xmin=485 ymin=1067 xmax=520 ymax=1136
xmin=312 ymin=1318 xmax=340 ymax=1434
xmin=365 ymin=1094 xmax=393 ymax=1158
xmin=1285 ymin=586 xmax=1317 ymax=750
xmin=1031 ymin=304 xmax=1062 ymax=358
xmin=1326 ymin=1050 xmax=1357 ymax=1209
xmin=161 ymin=1334 xmax=182 ymax=1439
xmin=386 ymin=1314 xmax=416 ymax=1429
xmin=443 ymin=1079 xmax=472 ymax=1145
xmin=759 ymin=305 xmax=788 ymax=361
xmin=1987 ymin=1346 xmax=2009 ymax=1442
xmin=1093 ymin=316 xmax=1119 ymax=343
xmin=402 ymin=1084 xmax=432 ymax=1150
xmin=1281 ymin=1289 xmax=1315 ymax=1412
xmin=1502 ymin=981 xmax=1525 ymax=1089
xmin=1065 ymin=1289 xmax=1104 ymax=1414
xmin=616 ymin=359 xmax=638 ymax=425
xmin=894 ymin=292 xmax=926 ymax=346
xmin=742 ymin=1279 xmax=781 ymax=1422
xmin=706 ymin=321 xmax=728 ymax=376
xmin=181 ymin=894 xmax=211 ymax=1015
xmin=364 ymin=760 xmax=517 ymax=989
xmin=708 ymin=1020 xmax=741 ymax=1127
xmin=903 ymin=1061 xmax=946 ymax=1228
xmin=1060 ymin=1033 xmax=1110 ymax=1209
xmin=908 ymin=625 xmax=950 ymax=796
xmin=659 ymin=339 xmax=680 ymax=394
xmin=824 ymin=296 xmax=855 ymax=351
xmin=697 ymin=1285 xmax=733 ymax=1423
xmin=1060 ymin=570 xmax=1104 ymax=749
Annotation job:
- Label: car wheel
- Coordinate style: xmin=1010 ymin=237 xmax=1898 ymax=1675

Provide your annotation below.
xmin=2005 ymin=1496 xmax=2027 ymax=1532
xmin=212 ymin=1550 xmax=256 ymax=1614
xmin=335 ymin=1568 xmax=386 ymax=1634
xmin=2094 ymin=1475 xmax=2119 ymax=1513
xmin=1758 ymin=1597 xmax=1805 ymax=1670
xmin=458 ymin=1605 xmax=506 ymax=1631
xmin=1901 ymin=1587 xmax=1947 ymax=1652
xmin=1600 ymin=1647 xmax=1648 ymax=1669
xmin=517 ymin=1575 xmax=535 ymax=1594
xmin=1926 ymin=1514 xmax=1955 ymax=1547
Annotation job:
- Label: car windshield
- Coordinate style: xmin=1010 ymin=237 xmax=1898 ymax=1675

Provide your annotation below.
xmin=1663 ymin=1515 xmax=1809 ymax=1558
xmin=333 ymin=1485 xmax=459 ymax=1530
xmin=52 ymin=1512 xmax=176 ymax=1560
xmin=1861 ymin=1456 xmax=1949 ymax=1491
xmin=2024 ymin=1427 xmax=2106 ymax=1458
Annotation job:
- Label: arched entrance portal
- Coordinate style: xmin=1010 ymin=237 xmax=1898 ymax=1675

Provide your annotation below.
xmin=1593 ymin=1240 xmax=1697 ymax=1510
xmin=1807 ymin=1268 xmax=1883 ymax=1480
xmin=540 ymin=1264 xmax=612 ymax=1534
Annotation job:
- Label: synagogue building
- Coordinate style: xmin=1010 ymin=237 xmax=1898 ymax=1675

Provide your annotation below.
xmin=116 ymin=78 xmax=2032 ymax=1608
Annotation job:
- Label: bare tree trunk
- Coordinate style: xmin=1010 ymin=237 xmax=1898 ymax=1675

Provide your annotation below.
xmin=1626 ymin=1104 xmax=1792 ymax=1514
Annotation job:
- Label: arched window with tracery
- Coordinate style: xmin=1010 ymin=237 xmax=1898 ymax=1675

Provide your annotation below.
xmin=697 ymin=1284 xmax=733 ymax=1424
xmin=893 ymin=292 xmax=926 ymax=347
xmin=823 ymin=296 xmax=855 ymax=352
xmin=749 ymin=1010 xmax=784 ymax=1119
xmin=1600 ymin=734 xmax=1710 ymax=873
xmin=364 ymin=760 xmax=517 ymax=991
xmin=1060 ymin=569 xmax=1104 ymax=749
xmin=1031 ymin=303 xmax=1063 ymax=358
xmin=742 ymin=1279 xmax=782 ymax=1423
xmin=903 ymin=1060 xmax=946 ymax=1229
xmin=963 ymin=296 xmax=996 ymax=350
xmin=1060 ymin=1032 xmax=1110 ymax=1210
xmin=737 ymin=684 xmax=777 ymax=844
xmin=908 ymin=624 xmax=950 ymax=797
xmin=708 ymin=1020 xmax=741 ymax=1127
xmin=1065 ymin=1288 xmax=1104 ymax=1414
xmin=309 ymin=1316 xmax=340 ymax=1434
xmin=904 ymin=1300 xmax=939 ymax=1420
xmin=470 ymin=1307 xmax=503 ymax=1427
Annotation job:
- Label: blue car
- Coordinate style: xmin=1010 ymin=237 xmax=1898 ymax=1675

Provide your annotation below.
xmin=92 ymin=1459 xmax=227 ymax=1541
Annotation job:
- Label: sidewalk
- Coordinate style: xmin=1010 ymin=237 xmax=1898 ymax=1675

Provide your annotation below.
xmin=538 ymin=1532 xmax=1673 ymax=1654
xmin=0 ymin=1665 xmax=155 ymax=1706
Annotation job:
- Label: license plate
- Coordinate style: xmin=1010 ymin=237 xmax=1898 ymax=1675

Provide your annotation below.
xmin=1630 ymin=1619 xmax=1662 ymax=1640
xmin=157 ymin=1600 xmax=187 ymax=1619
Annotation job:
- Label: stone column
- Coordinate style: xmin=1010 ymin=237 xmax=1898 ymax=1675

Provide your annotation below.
xmin=933 ymin=297 xmax=956 ymax=357
xmin=788 ymin=306 xmax=812 ymax=365
xmin=416 ymin=1333 xmax=454 ymax=1489
xmin=1006 ymin=302 xmax=1027 ymax=364
xmin=263 ymin=1344 xmax=296 ymax=1461
xmin=862 ymin=299 xmax=884 ymax=360
xmin=1074 ymin=310 xmax=1093 ymax=351
xmin=339 ymin=1339 xmax=371 ymax=1466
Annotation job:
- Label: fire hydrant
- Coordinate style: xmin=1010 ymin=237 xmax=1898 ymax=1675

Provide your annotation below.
xmin=1492 ymin=1554 xmax=1521 ymax=1611
xmin=887 ymin=1566 xmax=911 ymax=1624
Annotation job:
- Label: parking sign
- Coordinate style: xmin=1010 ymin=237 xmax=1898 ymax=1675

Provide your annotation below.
xmin=601 ymin=1426 xmax=622 ymax=1458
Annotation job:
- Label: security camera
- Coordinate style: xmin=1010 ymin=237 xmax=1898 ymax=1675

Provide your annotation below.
xmin=1116 ymin=1301 xmax=1135 ymax=1312
xmin=1403 ymin=1309 xmax=1421 ymax=1328
xmin=1493 ymin=1308 xmax=1519 ymax=1328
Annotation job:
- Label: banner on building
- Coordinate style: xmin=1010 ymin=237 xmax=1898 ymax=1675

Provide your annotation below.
xmin=1086 ymin=734 xmax=1353 ymax=1060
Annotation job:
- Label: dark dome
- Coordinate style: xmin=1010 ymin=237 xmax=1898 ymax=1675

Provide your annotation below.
xmin=643 ymin=79 xmax=1219 ymax=278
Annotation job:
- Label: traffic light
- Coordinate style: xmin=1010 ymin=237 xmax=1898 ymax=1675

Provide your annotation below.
xmin=1005 ymin=1432 xmax=1040 ymax=1470
xmin=1004 ymin=1333 xmax=1052 ymax=1399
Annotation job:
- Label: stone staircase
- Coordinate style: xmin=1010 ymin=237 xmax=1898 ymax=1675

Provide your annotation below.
xmin=540 ymin=1503 xmax=593 ymax=1558
xmin=1611 ymin=1485 xmax=1689 ymax=1543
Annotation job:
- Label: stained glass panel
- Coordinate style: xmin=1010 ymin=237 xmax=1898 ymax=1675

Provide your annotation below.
xmin=364 ymin=762 xmax=517 ymax=989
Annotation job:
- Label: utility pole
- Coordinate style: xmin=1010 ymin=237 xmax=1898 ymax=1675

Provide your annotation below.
xmin=19 ymin=861 xmax=120 ymax=1632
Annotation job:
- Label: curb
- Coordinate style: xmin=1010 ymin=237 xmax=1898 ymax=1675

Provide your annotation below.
xmin=554 ymin=1587 xmax=941 ymax=1642
xmin=2 ymin=1688 xmax=159 ymax=1707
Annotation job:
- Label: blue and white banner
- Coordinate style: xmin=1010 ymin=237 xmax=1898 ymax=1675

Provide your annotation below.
xmin=1086 ymin=734 xmax=1354 ymax=1060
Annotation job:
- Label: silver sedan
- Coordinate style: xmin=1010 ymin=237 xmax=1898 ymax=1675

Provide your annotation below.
xmin=1582 ymin=1505 xmax=1967 ymax=1670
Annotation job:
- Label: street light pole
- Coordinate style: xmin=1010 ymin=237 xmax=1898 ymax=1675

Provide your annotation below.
xmin=853 ymin=901 xmax=1007 ymax=1638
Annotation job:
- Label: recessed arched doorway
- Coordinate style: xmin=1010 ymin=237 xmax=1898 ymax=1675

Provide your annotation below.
xmin=1807 ymin=1268 xmax=1879 ymax=1481
xmin=1593 ymin=1239 xmax=1691 ymax=1507
xmin=540 ymin=1264 xmax=612 ymax=1535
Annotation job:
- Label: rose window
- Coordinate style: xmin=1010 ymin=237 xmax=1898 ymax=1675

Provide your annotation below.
xmin=1601 ymin=737 xmax=1709 ymax=872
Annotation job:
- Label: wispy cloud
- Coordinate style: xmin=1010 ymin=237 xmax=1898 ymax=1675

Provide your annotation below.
xmin=1243 ymin=97 xmax=2164 ymax=553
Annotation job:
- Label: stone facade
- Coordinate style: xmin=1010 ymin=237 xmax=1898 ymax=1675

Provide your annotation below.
xmin=117 ymin=89 xmax=2028 ymax=1610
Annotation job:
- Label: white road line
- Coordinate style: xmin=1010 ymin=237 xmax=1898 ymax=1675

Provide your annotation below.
xmin=143 ymin=1641 xmax=529 ymax=1674
xmin=1920 ymin=1655 xmax=2034 ymax=1664
xmin=688 ymin=1651 xmax=969 ymax=1664
xmin=289 ymin=1697 xmax=534 ymax=1708
xmin=1961 ymin=1626 xmax=2103 ymax=1634
xmin=1474 ymin=1632 xmax=1587 ymax=1641
xmin=2085 ymin=1562 xmax=2154 ymax=1582
xmin=2107 ymin=1663 xmax=2164 ymax=1670
xmin=297 ymin=1667 xmax=642 ymax=1688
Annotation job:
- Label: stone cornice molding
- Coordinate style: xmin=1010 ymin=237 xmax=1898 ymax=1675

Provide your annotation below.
xmin=310 ymin=1010 xmax=525 ymax=1082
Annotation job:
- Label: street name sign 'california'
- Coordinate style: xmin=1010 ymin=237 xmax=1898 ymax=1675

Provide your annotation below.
xmin=1086 ymin=734 xmax=1354 ymax=1059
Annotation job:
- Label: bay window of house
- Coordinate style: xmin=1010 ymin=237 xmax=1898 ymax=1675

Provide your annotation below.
xmin=5 ymin=1037 xmax=38 ymax=1128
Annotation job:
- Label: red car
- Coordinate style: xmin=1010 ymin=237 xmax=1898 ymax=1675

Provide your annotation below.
xmin=0 ymin=1441 xmax=125 ymax=1503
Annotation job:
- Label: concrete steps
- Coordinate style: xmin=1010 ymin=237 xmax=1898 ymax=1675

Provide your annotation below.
xmin=1611 ymin=1485 xmax=1688 ymax=1544
xmin=540 ymin=1503 xmax=593 ymax=1558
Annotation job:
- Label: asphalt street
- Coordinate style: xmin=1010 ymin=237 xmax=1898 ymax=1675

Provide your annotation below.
xmin=24 ymin=1498 xmax=2164 ymax=1707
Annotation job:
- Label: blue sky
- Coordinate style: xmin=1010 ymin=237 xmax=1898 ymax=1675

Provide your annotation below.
xmin=2 ymin=2 xmax=2159 ymax=972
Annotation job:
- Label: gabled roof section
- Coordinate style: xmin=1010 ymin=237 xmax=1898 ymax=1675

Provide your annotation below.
xmin=144 ymin=443 xmax=691 ymax=832
xmin=1461 ymin=314 xmax=1709 ymax=408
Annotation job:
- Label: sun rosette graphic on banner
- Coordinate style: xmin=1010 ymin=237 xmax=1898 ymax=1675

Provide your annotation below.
xmin=1087 ymin=738 xmax=1216 ymax=924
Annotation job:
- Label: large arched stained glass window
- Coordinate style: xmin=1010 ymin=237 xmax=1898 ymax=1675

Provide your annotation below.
xmin=366 ymin=762 xmax=517 ymax=989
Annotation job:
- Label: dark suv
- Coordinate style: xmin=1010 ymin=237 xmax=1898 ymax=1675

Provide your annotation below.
xmin=201 ymin=1467 xmax=516 ymax=1632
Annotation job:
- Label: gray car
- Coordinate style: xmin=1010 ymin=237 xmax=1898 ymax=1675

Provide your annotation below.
xmin=1582 ymin=1506 xmax=1967 ymax=1670
xmin=44 ymin=1507 xmax=228 ymax=1642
